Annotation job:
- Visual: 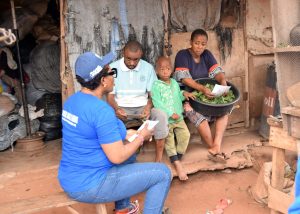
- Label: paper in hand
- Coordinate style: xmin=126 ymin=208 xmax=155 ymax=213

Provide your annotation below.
xmin=137 ymin=120 xmax=159 ymax=131
xmin=127 ymin=120 xmax=159 ymax=142
xmin=211 ymin=84 xmax=231 ymax=97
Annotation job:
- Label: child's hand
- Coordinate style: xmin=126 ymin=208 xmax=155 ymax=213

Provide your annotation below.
xmin=183 ymin=102 xmax=193 ymax=112
xmin=171 ymin=113 xmax=180 ymax=120
xmin=183 ymin=91 xmax=196 ymax=100
xmin=141 ymin=106 xmax=151 ymax=120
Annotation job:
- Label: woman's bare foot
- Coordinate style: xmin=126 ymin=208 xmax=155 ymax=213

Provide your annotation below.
xmin=208 ymin=148 xmax=219 ymax=155
xmin=208 ymin=143 xmax=221 ymax=155
xmin=174 ymin=160 xmax=188 ymax=181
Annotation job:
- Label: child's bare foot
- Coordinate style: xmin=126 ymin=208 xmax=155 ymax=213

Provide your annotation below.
xmin=174 ymin=160 xmax=188 ymax=181
xmin=155 ymin=139 xmax=165 ymax=162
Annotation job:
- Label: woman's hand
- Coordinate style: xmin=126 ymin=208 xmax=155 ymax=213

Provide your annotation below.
xmin=184 ymin=102 xmax=193 ymax=112
xmin=220 ymin=79 xmax=228 ymax=96
xmin=138 ymin=123 xmax=154 ymax=141
xmin=202 ymin=87 xmax=214 ymax=99
xmin=183 ymin=91 xmax=196 ymax=100
xmin=125 ymin=129 xmax=137 ymax=141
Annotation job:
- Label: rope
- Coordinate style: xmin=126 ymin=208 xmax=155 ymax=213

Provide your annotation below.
xmin=0 ymin=28 xmax=16 ymax=45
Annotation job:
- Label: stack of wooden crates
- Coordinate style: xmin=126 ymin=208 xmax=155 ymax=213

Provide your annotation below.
xmin=268 ymin=0 xmax=300 ymax=213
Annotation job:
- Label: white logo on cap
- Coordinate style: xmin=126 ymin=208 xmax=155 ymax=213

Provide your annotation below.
xmin=90 ymin=65 xmax=103 ymax=78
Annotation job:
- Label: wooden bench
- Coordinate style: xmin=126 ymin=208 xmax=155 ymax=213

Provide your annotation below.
xmin=267 ymin=118 xmax=297 ymax=214
xmin=1 ymin=192 xmax=107 ymax=214
xmin=124 ymin=119 xmax=143 ymax=129
xmin=0 ymin=166 xmax=107 ymax=214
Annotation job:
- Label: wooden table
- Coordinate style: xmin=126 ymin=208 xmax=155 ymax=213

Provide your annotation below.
xmin=267 ymin=118 xmax=298 ymax=214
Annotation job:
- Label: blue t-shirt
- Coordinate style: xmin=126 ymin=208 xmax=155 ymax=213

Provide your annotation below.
xmin=58 ymin=92 xmax=127 ymax=192
xmin=174 ymin=49 xmax=218 ymax=79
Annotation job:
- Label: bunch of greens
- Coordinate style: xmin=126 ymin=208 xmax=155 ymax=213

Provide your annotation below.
xmin=192 ymin=83 xmax=235 ymax=104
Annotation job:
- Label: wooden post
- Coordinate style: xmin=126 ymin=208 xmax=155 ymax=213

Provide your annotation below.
xmin=271 ymin=148 xmax=286 ymax=190
xmin=60 ymin=0 xmax=75 ymax=103
xmin=270 ymin=147 xmax=286 ymax=214
xmin=243 ymin=0 xmax=250 ymax=128
xmin=67 ymin=205 xmax=80 ymax=214
xmin=268 ymin=123 xmax=297 ymax=214
xmin=96 ymin=204 xmax=108 ymax=214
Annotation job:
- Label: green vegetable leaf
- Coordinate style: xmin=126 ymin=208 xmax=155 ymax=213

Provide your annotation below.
xmin=192 ymin=84 xmax=235 ymax=104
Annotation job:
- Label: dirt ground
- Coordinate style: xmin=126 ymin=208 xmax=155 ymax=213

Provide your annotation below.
xmin=0 ymin=129 xmax=297 ymax=214
xmin=37 ymin=168 xmax=269 ymax=214
xmin=38 ymin=145 xmax=275 ymax=214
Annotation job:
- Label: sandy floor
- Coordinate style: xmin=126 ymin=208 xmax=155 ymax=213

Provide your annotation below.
xmin=37 ymin=167 xmax=270 ymax=214
xmin=0 ymin=129 xmax=297 ymax=214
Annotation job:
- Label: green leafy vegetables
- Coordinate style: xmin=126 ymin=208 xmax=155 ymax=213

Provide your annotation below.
xmin=192 ymin=84 xmax=235 ymax=104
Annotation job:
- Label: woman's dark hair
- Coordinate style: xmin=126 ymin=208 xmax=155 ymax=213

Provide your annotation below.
xmin=76 ymin=67 xmax=109 ymax=90
xmin=191 ymin=29 xmax=208 ymax=41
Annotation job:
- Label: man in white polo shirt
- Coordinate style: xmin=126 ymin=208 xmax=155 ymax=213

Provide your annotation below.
xmin=107 ymin=41 xmax=168 ymax=162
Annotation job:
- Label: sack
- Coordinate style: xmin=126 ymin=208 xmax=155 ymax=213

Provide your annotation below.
xmin=0 ymin=114 xmax=39 ymax=151
xmin=0 ymin=94 xmax=15 ymax=117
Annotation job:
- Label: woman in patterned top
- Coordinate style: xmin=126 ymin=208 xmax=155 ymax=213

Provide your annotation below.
xmin=173 ymin=28 xmax=229 ymax=163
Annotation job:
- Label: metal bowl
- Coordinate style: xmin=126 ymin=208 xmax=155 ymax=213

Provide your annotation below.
xmin=188 ymin=78 xmax=240 ymax=117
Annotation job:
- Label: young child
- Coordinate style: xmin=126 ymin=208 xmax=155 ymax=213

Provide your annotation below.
xmin=151 ymin=56 xmax=195 ymax=181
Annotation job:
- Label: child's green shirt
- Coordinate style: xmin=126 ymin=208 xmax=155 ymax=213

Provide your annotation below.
xmin=151 ymin=78 xmax=185 ymax=124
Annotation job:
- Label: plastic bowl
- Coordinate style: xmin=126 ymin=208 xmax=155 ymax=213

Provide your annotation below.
xmin=188 ymin=78 xmax=240 ymax=117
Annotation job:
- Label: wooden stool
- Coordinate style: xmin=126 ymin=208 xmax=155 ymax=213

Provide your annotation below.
xmin=0 ymin=166 xmax=108 ymax=214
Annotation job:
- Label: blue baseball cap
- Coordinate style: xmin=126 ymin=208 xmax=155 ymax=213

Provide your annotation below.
xmin=75 ymin=51 xmax=116 ymax=81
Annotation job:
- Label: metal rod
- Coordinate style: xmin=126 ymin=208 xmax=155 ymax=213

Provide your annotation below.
xmin=10 ymin=0 xmax=31 ymax=137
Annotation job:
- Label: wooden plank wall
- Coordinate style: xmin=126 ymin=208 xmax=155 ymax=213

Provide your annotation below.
xmin=245 ymin=0 xmax=275 ymax=123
